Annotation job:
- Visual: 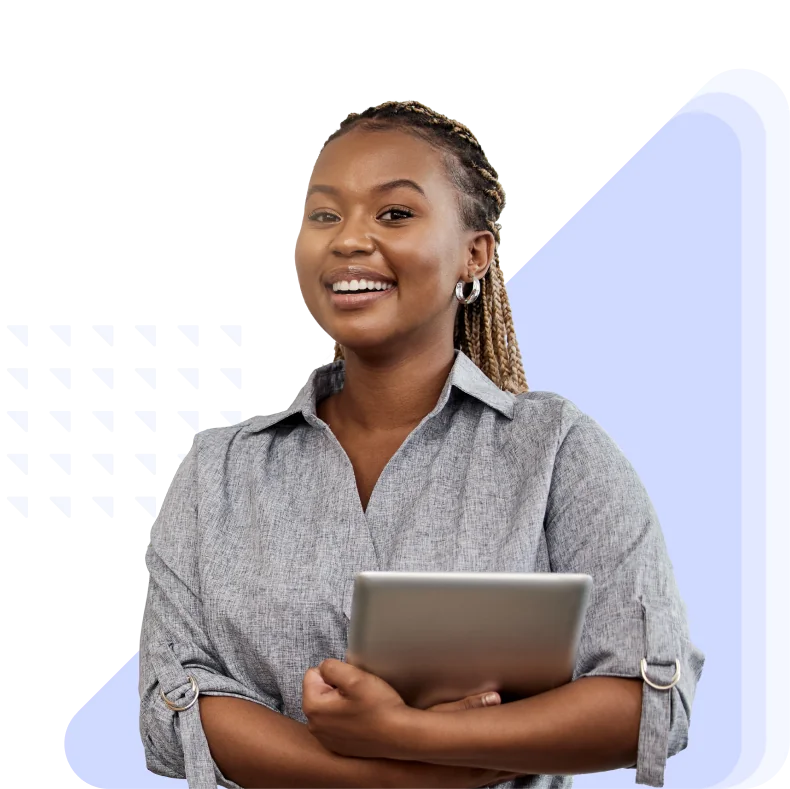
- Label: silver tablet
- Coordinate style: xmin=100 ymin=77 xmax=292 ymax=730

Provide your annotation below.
xmin=345 ymin=571 xmax=592 ymax=709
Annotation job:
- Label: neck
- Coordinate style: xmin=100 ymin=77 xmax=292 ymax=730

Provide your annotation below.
xmin=330 ymin=342 xmax=456 ymax=434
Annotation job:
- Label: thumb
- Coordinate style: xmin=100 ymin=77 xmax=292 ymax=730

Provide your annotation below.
xmin=303 ymin=666 xmax=336 ymax=697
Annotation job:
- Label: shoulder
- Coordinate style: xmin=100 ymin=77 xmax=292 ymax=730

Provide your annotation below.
xmin=191 ymin=416 xmax=261 ymax=459
xmin=508 ymin=390 xmax=625 ymax=468
xmin=511 ymin=390 xmax=588 ymax=441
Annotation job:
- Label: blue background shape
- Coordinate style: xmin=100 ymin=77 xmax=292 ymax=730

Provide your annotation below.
xmin=66 ymin=106 xmax=753 ymax=787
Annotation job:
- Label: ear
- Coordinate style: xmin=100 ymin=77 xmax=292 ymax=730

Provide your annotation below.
xmin=465 ymin=230 xmax=496 ymax=281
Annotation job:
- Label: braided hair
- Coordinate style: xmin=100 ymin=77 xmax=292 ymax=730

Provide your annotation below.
xmin=321 ymin=100 xmax=528 ymax=395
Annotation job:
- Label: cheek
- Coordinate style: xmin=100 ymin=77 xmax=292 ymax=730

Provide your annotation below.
xmin=393 ymin=240 xmax=456 ymax=289
xmin=293 ymin=234 xmax=311 ymax=276
xmin=294 ymin=240 xmax=323 ymax=294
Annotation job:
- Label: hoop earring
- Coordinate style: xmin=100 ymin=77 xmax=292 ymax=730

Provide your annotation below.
xmin=455 ymin=277 xmax=480 ymax=305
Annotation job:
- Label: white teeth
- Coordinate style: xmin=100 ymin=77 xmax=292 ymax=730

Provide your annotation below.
xmin=332 ymin=280 xmax=395 ymax=293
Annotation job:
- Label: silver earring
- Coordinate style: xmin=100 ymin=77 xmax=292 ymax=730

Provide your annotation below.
xmin=455 ymin=277 xmax=480 ymax=305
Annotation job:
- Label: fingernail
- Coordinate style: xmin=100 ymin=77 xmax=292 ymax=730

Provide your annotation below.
xmin=484 ymin=693 xmax=499 ymax=705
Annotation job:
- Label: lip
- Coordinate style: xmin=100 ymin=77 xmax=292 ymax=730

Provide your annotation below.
xmin=326 ymin=283 xmax=398 ymax=310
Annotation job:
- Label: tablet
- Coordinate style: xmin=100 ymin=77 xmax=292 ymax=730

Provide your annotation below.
xmin=345 ymin=571 xmax=592 ymax=709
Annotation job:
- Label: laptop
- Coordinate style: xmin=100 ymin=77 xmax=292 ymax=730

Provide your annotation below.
xmin=345 ymin=571 xmax=592 ymax=709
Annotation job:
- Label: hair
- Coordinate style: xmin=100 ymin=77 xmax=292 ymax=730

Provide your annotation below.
xmin=321 ymin=100 xmax=528 ymax=395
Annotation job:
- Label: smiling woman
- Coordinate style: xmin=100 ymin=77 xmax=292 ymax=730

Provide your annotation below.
xmin=294 ymin=101 xmax=527 ymax=394
xmin=138 ymin=100 xmax=704 ymax=789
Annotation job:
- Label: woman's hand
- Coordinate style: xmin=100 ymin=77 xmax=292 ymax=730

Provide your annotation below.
xmin=302 ymin=662 xmax=524 ymax=785
xmin=302 ymin=658 xmax=413 ymax=759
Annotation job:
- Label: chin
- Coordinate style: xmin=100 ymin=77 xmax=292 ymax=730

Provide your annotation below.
xmin=332 ymin=334 xmax=405 ymax=357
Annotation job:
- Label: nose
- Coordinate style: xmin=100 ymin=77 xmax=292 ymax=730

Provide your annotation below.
xmin=329 ymin=211 xmax=377 ymax=256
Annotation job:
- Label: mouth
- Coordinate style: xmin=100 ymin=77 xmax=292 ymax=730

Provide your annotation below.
xmin=325 ymin=282 xmax=398 ymax=310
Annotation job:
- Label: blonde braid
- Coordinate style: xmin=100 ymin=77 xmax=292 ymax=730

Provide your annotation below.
xmin=462 ymin=291 xmax=481 ymax=372
xmin=489 ymin=264 xmax=512 ymax=388
xmin=326 ymin=100 xmax=528 ymax=394
xmin=478 ymin=274 xmax=499 ymax=383
xmin=496 ymin=266 xmax=527 ymax=393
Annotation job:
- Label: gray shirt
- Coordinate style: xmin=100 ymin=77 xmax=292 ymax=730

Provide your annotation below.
xmin=138 ymin=349 xmax=704 ymax=789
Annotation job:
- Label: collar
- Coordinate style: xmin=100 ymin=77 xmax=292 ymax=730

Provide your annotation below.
xmin=243 ymin=349 xmax=516 ymax=434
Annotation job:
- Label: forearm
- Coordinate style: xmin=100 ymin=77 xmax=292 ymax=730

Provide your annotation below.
xmin=199 ymin=694 xmax=395 ymax=788
xmin=392 ymin=677 xmax=643 ymax=776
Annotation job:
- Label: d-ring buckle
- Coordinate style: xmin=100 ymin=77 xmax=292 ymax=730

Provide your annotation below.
xmin=640 ymin=658 xmax=681 ymax=690
xmin=160 ymin=675 xmax=199 ymax=711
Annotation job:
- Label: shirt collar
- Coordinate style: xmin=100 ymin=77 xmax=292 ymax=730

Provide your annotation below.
xmin=243 ymin=349 xmax=516 ymax=434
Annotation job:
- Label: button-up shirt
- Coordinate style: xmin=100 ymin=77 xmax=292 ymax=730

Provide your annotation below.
xmin=138 ymin=349 xmax=704 ymax=789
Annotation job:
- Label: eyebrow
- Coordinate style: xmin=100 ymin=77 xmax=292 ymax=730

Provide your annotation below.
xmin=305 ymin=178 xmax=427 ymax=202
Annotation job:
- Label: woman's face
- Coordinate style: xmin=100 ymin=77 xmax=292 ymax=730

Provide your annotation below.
xmin=295 ymin=127 xmax=492 ymax=359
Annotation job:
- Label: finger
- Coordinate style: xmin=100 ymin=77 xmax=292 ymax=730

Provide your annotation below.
xmin=466 ymin=692 xmax=501 ymax=710
xmin=303 ymin=667 xmax=337 ymax=697
xmin=442 ymin=693 xmax=499 ymax=712
xmin=317 ymin=658 xmax=361 ymax=692
xmin=426 ymin=699 xmax=466 ymax=712
xmin=427 ymin=692 xmax=501 ymax=713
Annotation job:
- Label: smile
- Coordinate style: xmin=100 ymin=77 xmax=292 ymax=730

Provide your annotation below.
xmin=325 ymin=283 xmax=398 ymax=310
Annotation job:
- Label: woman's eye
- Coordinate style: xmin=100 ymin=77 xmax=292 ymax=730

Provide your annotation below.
xmin=308 ymin=211 xmax=339 ymax=223
xmin=379 ymin=208 xmax=414 ymax=222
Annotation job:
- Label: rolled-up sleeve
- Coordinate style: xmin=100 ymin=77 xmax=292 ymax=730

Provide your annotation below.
xmin=544 ymin=403 xmax=705 ymax=787
xmin=138 ymin=433 xmax=282 ymax=789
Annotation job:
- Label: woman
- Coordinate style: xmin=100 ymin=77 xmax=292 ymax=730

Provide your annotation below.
xmin=138 ymin=100 xmax=704 ymax=789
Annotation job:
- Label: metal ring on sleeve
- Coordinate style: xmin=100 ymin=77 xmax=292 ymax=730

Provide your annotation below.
xmin=160 ymin=674 xmax=199 ymax=711
xmin=640 ymin=658 xmax=681 ymax=690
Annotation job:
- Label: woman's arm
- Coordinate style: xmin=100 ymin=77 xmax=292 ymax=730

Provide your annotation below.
xmin=200 ymin=695 xmax=386 ymax=788
xmin=533 ymin=402 xmax=703 ymax=787
xmin=139 ymin=436 xmax=285 ymax=788
xmin=388 ymin=676 xmax=643 ymax=775
xmin=200 ymin=695 xmax=525 ymax=789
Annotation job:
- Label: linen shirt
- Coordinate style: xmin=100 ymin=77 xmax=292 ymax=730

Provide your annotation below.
xmin=138 ymin=349 xmax=704 ymax=789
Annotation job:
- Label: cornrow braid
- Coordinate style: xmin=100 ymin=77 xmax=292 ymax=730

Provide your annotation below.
xmin=323 ymin=100 xmax=528 ymax=395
